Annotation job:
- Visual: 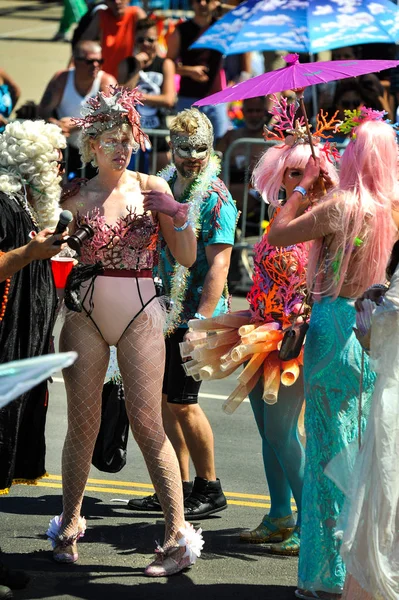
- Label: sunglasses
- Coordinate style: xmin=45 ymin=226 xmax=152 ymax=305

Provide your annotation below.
xmin=76 ymin=58 xmax=104 ymax=66
xmin=137 ymin=36 xmax=157 ymax=44
xmin=194 ymin=0 xmax=212 ymax=4
xmin=56 ymin=159 xmax=66 ymax=170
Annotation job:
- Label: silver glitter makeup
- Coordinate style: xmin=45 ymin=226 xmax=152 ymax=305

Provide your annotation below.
xmin=170 ymin=113 xmax=213 ymax=159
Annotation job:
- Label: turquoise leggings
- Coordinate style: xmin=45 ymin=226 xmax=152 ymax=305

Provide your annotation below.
xmin=248 ymin=375 xmax=305 ymax=523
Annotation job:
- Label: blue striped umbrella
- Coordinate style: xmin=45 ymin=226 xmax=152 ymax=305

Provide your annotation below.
xmin=191 ymin=0 xmax=399 ymax=55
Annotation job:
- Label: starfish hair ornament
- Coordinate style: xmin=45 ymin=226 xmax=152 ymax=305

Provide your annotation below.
xmin=263 ymin=94 xmax=340 ymax=163
xmin=336 ymin=106 xmax=389 ymax=140
xmin=72 ymin=85 xmax=150 ymax=151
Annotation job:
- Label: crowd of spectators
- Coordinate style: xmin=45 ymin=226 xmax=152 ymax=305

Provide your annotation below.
xmin=3 ymin=0 xmax=399 ymax=227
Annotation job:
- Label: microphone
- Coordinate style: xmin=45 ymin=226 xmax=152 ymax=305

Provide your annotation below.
xmin=54 ymin=210 xmax=73 ymax=235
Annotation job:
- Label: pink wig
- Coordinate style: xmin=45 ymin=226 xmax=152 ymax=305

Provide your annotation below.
xmin=252 ymin=142 xmax=338 ymax=206
xmin=307 ymin=120 xmax=399 ymax=298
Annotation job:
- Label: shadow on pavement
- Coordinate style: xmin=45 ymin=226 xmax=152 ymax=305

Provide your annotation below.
xmin=2 ymin=571 xmax=297 ymax=600
xmin=0 ymin=2 xmax=58 ymax=18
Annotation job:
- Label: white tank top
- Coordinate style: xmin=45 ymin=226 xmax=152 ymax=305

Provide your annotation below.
xmin=57 ymin=69 xmax=103 ymax=147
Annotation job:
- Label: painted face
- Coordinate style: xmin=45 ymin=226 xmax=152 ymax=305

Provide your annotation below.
xmin=96 ymin=128 xmax=138 ymax=170
xmin=282 ymin=167 xmax=305 ymax=198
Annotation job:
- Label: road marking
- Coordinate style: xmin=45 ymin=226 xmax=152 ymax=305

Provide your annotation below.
xmin=41 ymin=474 xmax=296 ymax=510
xmin=51 ymin=378 xmax=249 ymax=402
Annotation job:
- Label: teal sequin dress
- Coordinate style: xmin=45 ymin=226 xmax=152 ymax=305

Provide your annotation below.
xmin=300 ymin=297 xmax=375 ymax=594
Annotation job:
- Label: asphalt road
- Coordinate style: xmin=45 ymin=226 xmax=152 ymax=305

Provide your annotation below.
xmin=0 ymin=3 xmax=298 ymax=598
xmin=1 ymin=306 xmax=298 ymax=600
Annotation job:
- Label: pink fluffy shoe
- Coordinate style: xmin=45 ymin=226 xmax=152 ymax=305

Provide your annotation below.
xmin=46 ymin=515 xmax=86 ymax=564
xmin=145 ymin=522 xmax=204 ymax=577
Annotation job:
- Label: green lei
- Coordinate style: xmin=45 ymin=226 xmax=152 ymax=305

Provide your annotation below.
xmin=158 ymin=154 xmax=221 ymax=335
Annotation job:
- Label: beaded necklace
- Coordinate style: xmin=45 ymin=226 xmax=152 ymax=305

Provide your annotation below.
xmin=15 ymin=184 xmax=40 ymax=230
xmin=158 ymin=154 xmax=221 ymax=335
xmin=0 ymin=251 xmax=11 ymax=322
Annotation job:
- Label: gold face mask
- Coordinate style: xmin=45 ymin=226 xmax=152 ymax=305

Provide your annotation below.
xmin=170 ymin=118 xmax=213 ymax=160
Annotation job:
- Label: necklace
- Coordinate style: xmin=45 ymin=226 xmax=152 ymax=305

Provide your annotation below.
xmin=158 ymin=154 xmax=221 ymax=334
xmin=14 ymin=184 xmax=40 ymax=230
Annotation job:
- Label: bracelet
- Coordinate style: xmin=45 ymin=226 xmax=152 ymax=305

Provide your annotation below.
xmin=194 ymin=312 xmax=207 ymax=320
xmin=293 ymin=186 xmax=307 ymax=197
xmin=173 ymin=220 xmax=190 ymax=232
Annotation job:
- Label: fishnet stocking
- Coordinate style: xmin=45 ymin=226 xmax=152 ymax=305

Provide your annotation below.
xmin=59 ymin=311 xmax=110 ymax=538
xmin=117 ymin=306 xmax=184 ymax=549
xmin=59 ymin=303 xmax=184 ymax=549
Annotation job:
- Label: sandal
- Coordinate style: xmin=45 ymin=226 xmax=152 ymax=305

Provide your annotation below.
xmin=268 ymin=525 xmax=300 ymax=555
xmin=295 ymin=589 xmax=342 ymax=599
xmin=239 ymin=514 xmax=295 ymax=544
xmin=47 ymin=515 xmax=86 ymax=564
xmin=145 ymin=522 xmax=204 ymax=577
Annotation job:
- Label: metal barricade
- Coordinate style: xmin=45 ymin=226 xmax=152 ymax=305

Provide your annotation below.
xmin=221 ymin=137 xmax=276 ymax=241
xmin=133 ymin=128 xmax=170 ymax=175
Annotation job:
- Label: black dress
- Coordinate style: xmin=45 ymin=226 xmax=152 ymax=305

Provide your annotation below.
xmin=0 ymin=192 xmax=58 ymax=493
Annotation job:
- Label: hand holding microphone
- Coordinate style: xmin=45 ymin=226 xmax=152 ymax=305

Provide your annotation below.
xmin=52 ymin=210 xmax=74 ymax=245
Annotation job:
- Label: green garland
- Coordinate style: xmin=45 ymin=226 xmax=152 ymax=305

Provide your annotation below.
xmin=158 ymin=154 xmax=221 ymax=335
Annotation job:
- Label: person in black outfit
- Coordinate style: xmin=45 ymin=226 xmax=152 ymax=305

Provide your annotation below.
xmin=0 ymin=120 xmax=67 ymax=599
xmin=118 ymin=17 xmax=176 ymax=171
xmin=166 ymin=0 xmax=229 ymax=141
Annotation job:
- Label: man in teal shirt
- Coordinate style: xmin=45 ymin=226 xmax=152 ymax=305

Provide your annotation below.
xmin=129 ymin=109 xmax=237 ymax=518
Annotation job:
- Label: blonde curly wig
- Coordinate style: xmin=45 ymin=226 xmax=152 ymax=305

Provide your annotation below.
xmin=170 ymin=108 xmax=213 ymax=138
xmin=0 ymin=120 xmax=66 ymax=228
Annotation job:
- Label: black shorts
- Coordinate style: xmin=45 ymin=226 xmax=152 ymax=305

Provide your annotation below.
xmin=163 ymin=328 xmax=202 ymax=405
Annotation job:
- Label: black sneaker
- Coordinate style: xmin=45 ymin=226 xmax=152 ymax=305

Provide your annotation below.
xmin=127 ymin=481 xmax=193 ymax=511
xmin=184 ymin=477 xmax=228 ymax=520
xmin=127 ymin=492 xmax=162 ymax=511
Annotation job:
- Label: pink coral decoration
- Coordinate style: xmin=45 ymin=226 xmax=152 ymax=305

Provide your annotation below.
xmin=73 ymin=85 xmax=150 ymax=151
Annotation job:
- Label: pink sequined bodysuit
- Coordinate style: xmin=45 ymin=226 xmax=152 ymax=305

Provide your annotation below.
xmin=78 ymin=207 xmax=159 ymax=271
xmin=74 ymin=207 xmax=160 ymax=346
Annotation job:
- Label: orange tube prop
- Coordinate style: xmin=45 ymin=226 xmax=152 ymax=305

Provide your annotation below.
xmin=281 ymin=358 xmax=300 ymax=387
xmin=243 ymin=329 xmax=284 ymax=345
xmin=193 ymin=343 xmax=233 ymax=362
xmin=207 ymin=330 xmax=240 ymax=349
xmin=238 ymin=324 xmax=256 ymax=336
xmin=199 ymin=362 xmax=237 ymax=381
xmin=238 ymin=352 xmax=268 ymax=385
xmin=262 ymin=352 xmax=281 ymax=405
xmin=231 ymin=340 xmax=279 ymax=362
xmin=220 ymin=354 xmax=247 ymax=372
xmin=298 ymin=347 xmax=305 ymax=366
xmin=214 ymin=313 xmax=254 ymax=328
xmin=179 ymin=338 xmax=208 ymax=359
xmin=222 ymin=367 xmax=262 ymax=414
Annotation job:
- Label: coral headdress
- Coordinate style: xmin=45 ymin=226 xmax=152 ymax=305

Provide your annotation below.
xmin=336 ymin=106 xmax=394 ymax=139
xmin=264 ymin=94 xmax=341 ymax=164
xmin=73 ymin=85 xmax=150 ymax=151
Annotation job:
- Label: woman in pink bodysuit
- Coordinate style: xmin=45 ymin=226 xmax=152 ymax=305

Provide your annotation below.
xmin=47 ymin=86 xmax=204 ymax=577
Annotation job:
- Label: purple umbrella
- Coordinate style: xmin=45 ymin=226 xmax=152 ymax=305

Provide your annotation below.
xmin=194 ymin=54 xmax=399 ymax=106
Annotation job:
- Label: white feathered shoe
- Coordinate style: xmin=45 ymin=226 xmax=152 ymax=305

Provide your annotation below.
xmin=145 ymin=522 xmax=204 ymax=577
xmin=47 ymin=514 xmax=86 ymax=564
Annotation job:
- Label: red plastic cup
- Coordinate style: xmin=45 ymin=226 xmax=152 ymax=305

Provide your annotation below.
xmin=51 ymin=256 xmax=74 ymax=289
